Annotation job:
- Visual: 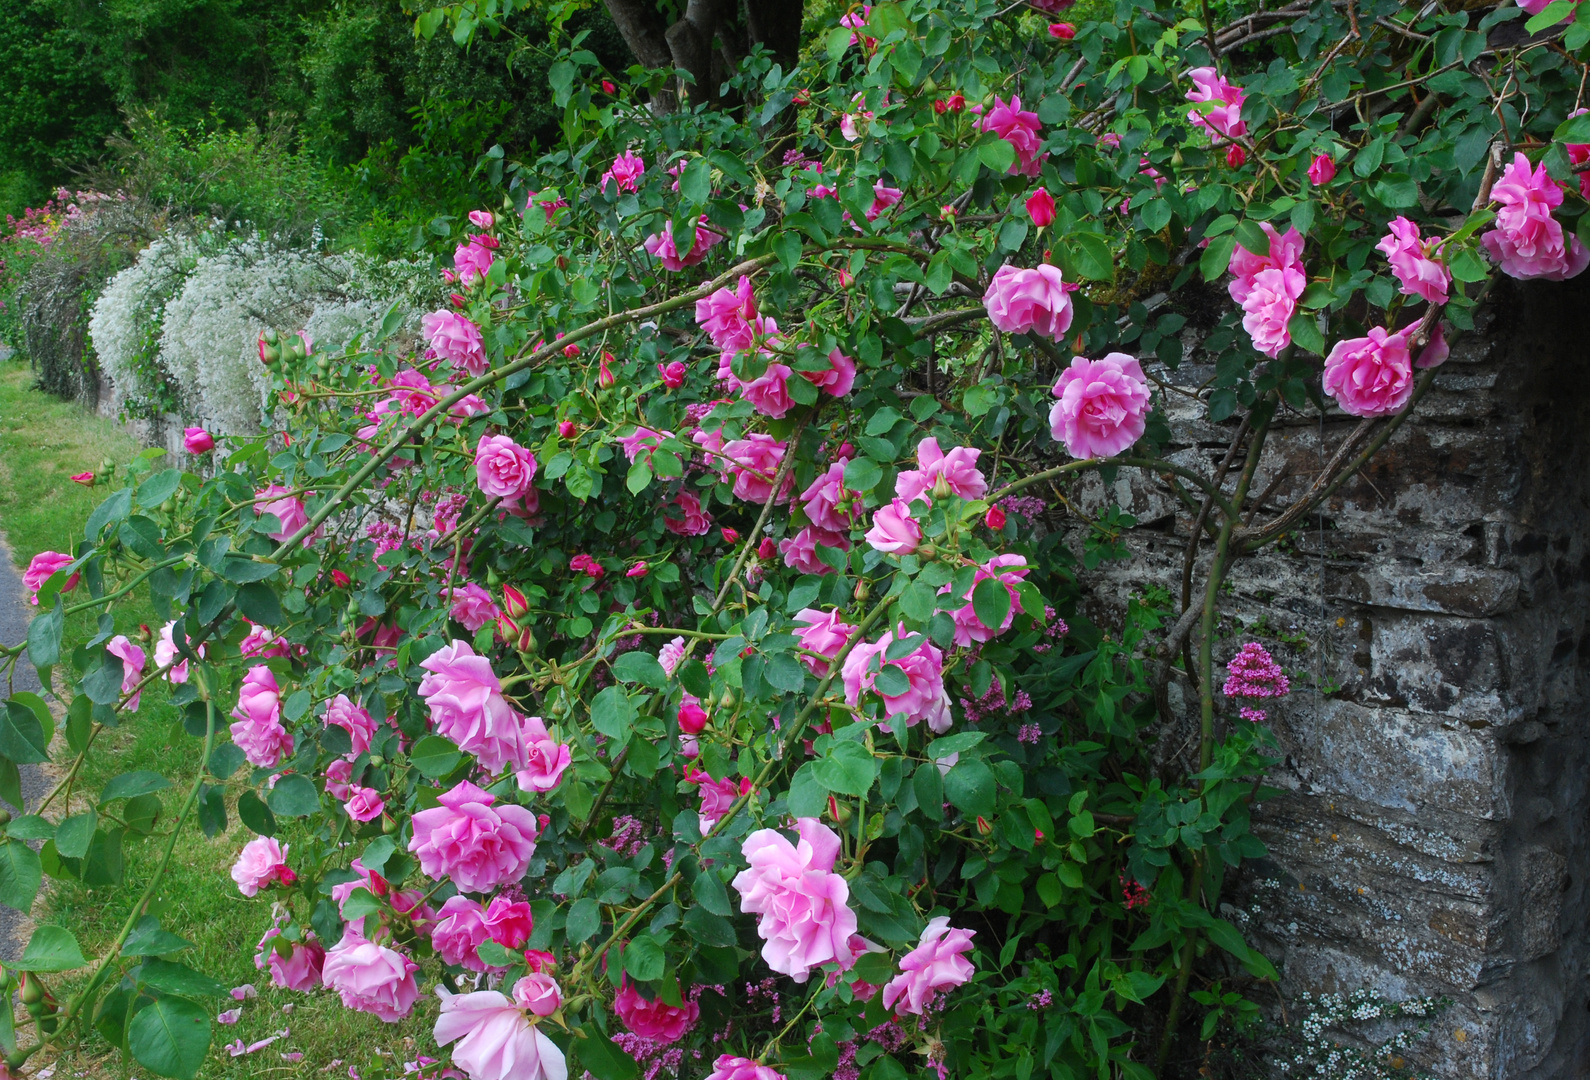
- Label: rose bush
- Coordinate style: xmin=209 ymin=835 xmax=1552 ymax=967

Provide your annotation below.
xmin=0 ymin=0 xmax=1584 ymax=1078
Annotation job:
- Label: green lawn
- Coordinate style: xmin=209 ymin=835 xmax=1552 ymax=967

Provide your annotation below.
xmin=0 ymin=364 xmax=435 ymax=1078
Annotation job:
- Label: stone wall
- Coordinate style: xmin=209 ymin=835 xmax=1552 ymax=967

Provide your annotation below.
xmin=1069 ymin=275 xmax=1590 ymax=1078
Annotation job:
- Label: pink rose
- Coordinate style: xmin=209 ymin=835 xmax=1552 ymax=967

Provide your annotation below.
xmin=614 ymin=976 xmax=700 ymax=1042
xmin=658 ymin=636 xmax=687 ymax=676
xmin=601 ymin=151 xmax=646 ymax=193
xmin=515 ymin=717 xmax=571 ymax=793
xmin=255 ymin=928 xmax=324 ymax=991
xmin=1376 ymin=216 xmax=1450 ymax=304
xmin=469 ymin=210 xmax=495 ymax=229
xmin=434 ymin=987 xmax=567 ymax=1080
xmin=982 ymin=264 xmax=1073 ymax=341
xmin=1307 ymin=153 xmax=1336 ymax=186
xmin=1024 ymin=188 xmax=1056 ymax=227
xmin=723 ymin=435 xmax=792 ymax=503
xmin=689 ymin=768 xmax=751 ymax=835
xmin=450 ymin=583 xmax=501 ymax=632
xmin=422 ymin=310 xmax=489 ymax=377
xmin=1184 ymin=66 xmax=1247 ymax=141
xmin=657 ymin=361 xmax=687 ymax=388
xmin=1048 ymin=352 xmax=1151 ymax=459
xmin=664 ymin=491 xmax=712 ymax=536
xmin=616 ymin=426 xmax=672 ymax=463
xmin=1481 ymin=152 xmax=1590 ymax=281
xmin=1239 ymin=265 xmax=1306 ymax=357
xmin=23 ymin=551 xmax=77 ymax=605
xmin=706 ymin=1057 xmax=787 ymax=1080
xmin=183 ymin=427 xmax=215 ymax=453
xmin=325 ymin=757 xmax=354 ymax=800
xmin=732 ymin=819 xmax=860 ymax=982
xmin=1415 ymin=323 xmax=1450 ymax=369
xmin=475 ymin=434 xmax=538 ymax=500
xmin=792 ymin=609 xmax=856 ymax=674
xmin=512 ymin=973 xmax=561 ymax=1017
xmin=880 ymin=917 xmax=976 ymax=1016
xmin=431 ymin=895 xmax=493 ymax=970
xmin=800 ymin=348 xmax=857 ymax=397
xmin=255 ymin=485 xmax=310 ymax=543
xmin=345 ymin=786 xmax=385 ymax=823
xmin=979 ymin=95 xmax=1046 ymax=176
xmin=940 ymin=555 xmax=1030 ymax=647
xmin=864 ymin=499 xmax=921 ymax=555
xmin=106 ymin=635 xmax=147 ymax=712
xmin=695 ymin=276 xmax=759 ymax=352
xmin=154 ymin=620 xmax=204 ymax=684
xmin=484 ymin=896 xmax=534 ymax=950
xmin=330 ymin=857 xmax=434 ymax=928
xmin=230 ymin=665 xmax=293 ymax=769
xmin=643 ymin=216 xmax=724 ymax=271
xmin=799 ymin=462 xmax=856 ymax=534
xmin=1321 ymin=327 xmax=1414 ymax=418
xmin=1227 ymin=223 xmax=1305 ymax=306
xmin=781 ymin=526 xmax=848 ymax=575
xmin=408 ymin=780 xmax=539 ymax=893
xmin=865 ymin=181 xmax=904 ymax=222
xmin=454 ymin=237 xmax=495 ymax=286
xmin=325 ymin=694 xmax=379 ymax=756
xmin=419 ymin=640 xmax=534 ymax=775
xmin=231 ymin=836 xmax=295 ymax=897
xmin=322 ymin=930 xmax=420 ymax=1022
xmin=240 ymin=621 xmax=291 ymax=659
xmin=895 ymin=437 xmax=987 ymax=506
xmin=736 ymin=362 xmax=795 ymax=419
xmin=841 ymin=628 xmax=950 ymax=732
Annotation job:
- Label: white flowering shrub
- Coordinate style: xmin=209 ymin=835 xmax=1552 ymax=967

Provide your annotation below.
xmin=88 ymin=232 xmax=205 ymax=417
xmin=1277 ymin=991 xmax=1449 ymax=1080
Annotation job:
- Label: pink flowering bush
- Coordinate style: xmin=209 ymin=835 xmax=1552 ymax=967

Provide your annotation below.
xmin=4 ymin=3 xmax=1573 ymax=1079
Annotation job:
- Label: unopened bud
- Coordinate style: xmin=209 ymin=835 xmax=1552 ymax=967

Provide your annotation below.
xmin=976 ymin=815 xmax=993 ymax=836
xmin=501 ymin=585 xmax=530 ymax=619
xmin=985 ymin=506 xmax=1007 ymax=530
xmin=678 ymin=701 xmax=709 ymax=734
xmin=932 ymin=474 xmax=953 ymax=501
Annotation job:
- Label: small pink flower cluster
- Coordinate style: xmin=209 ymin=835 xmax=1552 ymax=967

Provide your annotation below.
xmin=1222 ymin=642 xmax=1290 ymax=704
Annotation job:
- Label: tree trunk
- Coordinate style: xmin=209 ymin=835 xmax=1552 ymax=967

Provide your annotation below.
xmin=601 ymin=0 xmax=803 ymax=112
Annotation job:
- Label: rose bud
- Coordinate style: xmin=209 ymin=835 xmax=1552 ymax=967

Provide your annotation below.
xmin=657 ymin=361 xmax=687 ymax=388
xmin=558 ymin=421 xmax=577 ymax=438
xmin=601 ymin=80 xmax=617 ymax=94
xmin=678 ymin=701 xmax=709 ymax=734
xmin=598 ymin=352 xmax=616 ymax=388
xmin=985 ymin=505 xmax=1007 ymax=530
xmin=501 ymin=585 xmax=530 ymax=618
xmin=1226 ymin=144 xmax=1247 ymax=168
xmin=756 ymin=538 xmax=777 ymax=560
xmin=331 ymin=570 xmax=352 ymax=588
xmin=721 ymin=527 xmax=740 ymax=544
xmin=1048 ymin=22 xmax=1076 ymax=39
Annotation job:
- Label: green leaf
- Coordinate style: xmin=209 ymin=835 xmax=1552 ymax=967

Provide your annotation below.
xmin=679 ymin=158 xmax=712 ymax=206
xmin=0 ymin=702 xmax=48 ymax=764
xmin=873 ymin=664 xmax=911 ymax=697
xmin=1557 ymin=112 xmax=1590 ymax=144
xmin=912 ymin=761 xmax=942 ymax=820
xmin=136 ymin=959 xmax=227 ymax=998
xmin=623 ymin=933 xmax=666 ymax=981
xmin=591 ymin=686 xmax=635 ymax=742
xmin=100 ymin=770 xmax=170 ymax=804
xmin=340 ymin=887 xmax=383 ymax=921
xmin=237 ymin=791 xmax=276 ymax=837
xmin=764 ymin=654 xmax=806 ymax=693
xmin=925 ymin=732 xmax=986 ymax=758
xmin=235 ymin=582 xmax=283 ymax=627
xmin=0 ymin=841 xmax=41 ymax=911
xmin=978 ymin=138 xmax=1016 ymax=175
xmin=27 ymin=601 xmax=63 ymax=671
xmin=1067 ymin=233 xmax=1114 ymax=282
xmin=811 ymin=741 xmax=877 ymax=797
xmin=266 ymin=773 xmax=321 ymax=817
xmin=625 ymin=460 xmax=653 ymax=495
xmin=612 ymin=651 xmax=668 ymax=688
xmin=85 ymin=488 xmax=133 ymax=540
xmin=128 ymin=994 xmax=211 ymax=1080
xmin=410 ymin=734 xmax=464 ymax=778
xmin=971 ymin=578 xmax=1011 ymax=634
xmin=944 ymin=757 xmax=996 ymax=818
xmin=16 ymin=925 xmax=86 ymax=971
xmin=118 ymin=516 xmax=164 ymax=560
xmin=1200 ymin=234 xmax=1237 ymax=283
xmin=207 ymin=743 xmax=246 ymax=780
xmin=578 ymin=1023 xmax=640 ymax=1080
xmin=565 ymin=897 xmax=601 ymax=943
xmin=826 ymin=24 xmax=853 ymax=58
xmin=1525 ymin=0 xmax=1573 ymax=31
xmin=787 ymin=762 xmax=827 ymax=818
xmin=692 ymin=869 xmax=732 ymax=916
xmin=1286 ymin=312 xmax=1326 ymax=356
xmin=81 ymin=649 xmax=125 ymax=706
xmin=844 ymin=456 xmax=883 ymax=492
xmin=5 ymin=816 xmax=54 ymax=841
xmin=900 ymin=581 xmax=937 ymax=623
xmin=1232 ymin=219 xmax=1269 ymax=256
xmin=55 ymin=812 xmax=96 ymax=859
xmin=677 ymin=659 xmax=711 ymax=698
xmin=682 ymin=905 xmax=737 ymax=948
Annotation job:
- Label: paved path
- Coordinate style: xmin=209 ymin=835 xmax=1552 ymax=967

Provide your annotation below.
xmin=0 ymin=535 xmax=49 ymax=961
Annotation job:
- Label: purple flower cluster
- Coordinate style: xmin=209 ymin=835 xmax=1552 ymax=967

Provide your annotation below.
xmin=1221 ymin=642 xmax=1289 ymax=699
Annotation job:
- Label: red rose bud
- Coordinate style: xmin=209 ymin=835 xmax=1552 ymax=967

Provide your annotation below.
xmin=1034 ymin=828 xmax=1045 ymax=842
xmin=1025 ymin=188 xmax=1056 ymax=227
xmin=721 ymin=527 xmax=740 ymax=544
xmin=558 ymin=421 xmax=577 ymax=438
xmin=501 ymin=585 xmax=529 ymax=618
xmin=331 ymin=570 xmax=352 ymax=588
xmin=985 ymin=505 xmax=1007 ymax=530
xmin=71 ymin=472 xmax=94 ymax=486
xmin=657 ymin=361 xmax=687 ymax=388
xmin=793 ymin=89 xmax=810 ymax=105
xmin=933 ymin=99 xmax=948 ymax=114
xmin=837 ymin=441 xmax=856 ymax=460
xmin=947 ymin=92 xmax=965 ymax=112
xmin=627 ymin=562 xmax=648 ymax=578
xmin=756 ymin=538 xmax=777 ymax=560
xmin=1049 ymin=22 xmax=1076 ymax=39
xmin=449 ymin=293 xmax=467 ymax=308
xmin=678 ymin=701 xmax=709 ymax=733
xmin=940 ymin=204 xmax=958 ymax=221
xmin=837 ymin=268 xmax=854 ymax=289
xmin=598 ymin=352 xmax=616 ymax=388
xmin=602 ymin=80 xmax=617 ymax=94
xmin=1226 ymin=144 xmax=1247 ymax=168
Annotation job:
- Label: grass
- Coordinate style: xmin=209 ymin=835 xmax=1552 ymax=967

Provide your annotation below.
xmin=0 ymin=364 xmax=437 ymax=1078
